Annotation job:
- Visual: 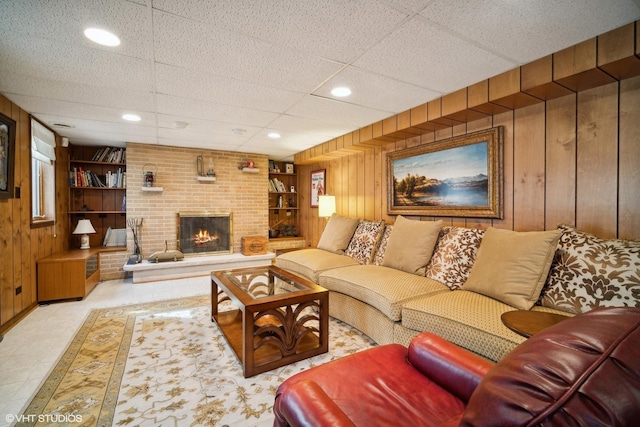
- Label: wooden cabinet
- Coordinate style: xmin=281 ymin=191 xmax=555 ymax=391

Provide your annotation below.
xmin=37 ymin=249 xmax=100 ymax=302
xmin=268 ymin=161 xmax=300 ymax=239
xmin=69 ymin=145 xmax=126 ymax=249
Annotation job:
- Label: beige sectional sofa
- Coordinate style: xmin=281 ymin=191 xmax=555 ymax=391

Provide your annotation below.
xmin=276 ymin=214 xmax=640 ymax=362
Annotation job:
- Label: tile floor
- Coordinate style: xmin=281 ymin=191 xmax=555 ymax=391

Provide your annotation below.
xmin=0 ymin=275 xmax=211 ymax=427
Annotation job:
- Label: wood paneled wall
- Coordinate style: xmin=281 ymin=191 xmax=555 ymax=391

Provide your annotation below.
xmin=0 ymin=94 xmax=69 ymax=334
xmin=296 ymin=77 xmax=640 ymax=246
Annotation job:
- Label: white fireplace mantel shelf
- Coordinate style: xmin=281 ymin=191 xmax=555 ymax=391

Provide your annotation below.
xmin=123 ymin=252 xmax=275 ymax=283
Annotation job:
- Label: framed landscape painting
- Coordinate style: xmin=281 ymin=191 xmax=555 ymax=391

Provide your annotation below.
xmin=387 ymin=127 xmax=503 ymax=218
xmin=0 ymin=111 xmax=16 ymax=199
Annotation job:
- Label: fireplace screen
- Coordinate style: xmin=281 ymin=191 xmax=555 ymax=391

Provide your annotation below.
xmin=177 ymin=212 xmax=232 ymax=255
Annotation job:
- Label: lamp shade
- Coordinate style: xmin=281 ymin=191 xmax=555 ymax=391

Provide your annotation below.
xmin=73 ymin=219 xmax=96 ymax=249
xmin=73 ymin=219 xmax=96 ymax=235
xmin=318 ymin=195 xmax=336 ymax=218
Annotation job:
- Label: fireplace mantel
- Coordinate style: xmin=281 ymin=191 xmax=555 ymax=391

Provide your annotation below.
xmin=123 ymin=252 xmax=275 ymax=283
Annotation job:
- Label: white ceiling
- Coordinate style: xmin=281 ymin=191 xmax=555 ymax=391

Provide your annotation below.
xmin=1 ymin=0 xmax=639 ymax=161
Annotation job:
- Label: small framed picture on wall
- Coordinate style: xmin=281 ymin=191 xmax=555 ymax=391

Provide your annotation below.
xmin=310 ymin=169 xmax=325 ymax=208
xmin=285 ymin=163 xmax=294 ymax=174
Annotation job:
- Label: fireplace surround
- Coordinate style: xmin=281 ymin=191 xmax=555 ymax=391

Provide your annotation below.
xmin=177 ymin=212 xmax=232 ymax=255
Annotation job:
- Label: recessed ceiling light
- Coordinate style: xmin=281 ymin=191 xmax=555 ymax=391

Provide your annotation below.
xmin=232 ymin=128 xmax=246 ymax=135
xmin=267 ymin=132 xmax=281 ymax=139
xmin=122 ymin=114 xmax=141 ymax=122
xmin=84 ymin=28 xmax=121 ymax=47
xmin=331 ymin=86 xmax=351 ymax=97
xmin=173 ymin=121 xmax=188 ymax=129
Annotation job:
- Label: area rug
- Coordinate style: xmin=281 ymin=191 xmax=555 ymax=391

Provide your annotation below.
xmin=20 ymin=295 xmax=375 ymax=426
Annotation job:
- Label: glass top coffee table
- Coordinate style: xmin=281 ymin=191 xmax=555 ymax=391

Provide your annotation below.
xmin=211 ymin=265 xmax=329 ymax=377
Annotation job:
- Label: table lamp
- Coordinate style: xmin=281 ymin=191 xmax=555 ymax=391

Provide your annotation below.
xmin=318 ymin=195 xmax=336 ymax=218
xmin=73 ymin=219 xmax=96 ymax=249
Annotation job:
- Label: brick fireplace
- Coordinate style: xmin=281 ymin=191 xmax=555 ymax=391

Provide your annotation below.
xmin=125 ymin=143 xmax=269 ymax=259
xmin=177 ymin=212 xmax=232 ymax=255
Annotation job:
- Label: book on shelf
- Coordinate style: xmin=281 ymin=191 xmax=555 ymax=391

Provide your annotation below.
xmin=103 ymin=227 xmax=127 ymax=247
xmin=269 ymin=177 xmax=287 ymax=192
xmin=89 ymin=147 xmax=126 ymax=163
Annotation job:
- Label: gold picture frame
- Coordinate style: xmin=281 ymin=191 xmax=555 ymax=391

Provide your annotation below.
xmin=387 ymin=127 xmax=503 ymax=218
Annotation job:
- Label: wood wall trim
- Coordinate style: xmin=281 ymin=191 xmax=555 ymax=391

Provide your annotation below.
xmin=295 ymin=20 xmax=640 ymax=165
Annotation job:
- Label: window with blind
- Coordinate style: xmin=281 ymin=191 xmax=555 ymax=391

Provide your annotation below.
xmin=31 ymin=118 xmax=56 ymax=223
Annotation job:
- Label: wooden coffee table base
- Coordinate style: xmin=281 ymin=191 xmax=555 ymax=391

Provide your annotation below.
xmin=212 ymin=266 xmax=329 ymax=377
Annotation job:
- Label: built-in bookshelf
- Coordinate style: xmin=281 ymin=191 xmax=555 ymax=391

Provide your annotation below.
xmin=69 ymin=145 xmax=127 ymax=249
xmin=268 ymin=160 xmax=299 ymax=239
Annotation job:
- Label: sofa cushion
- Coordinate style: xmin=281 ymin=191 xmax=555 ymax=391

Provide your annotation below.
xmin=275 ymin=248 xmax=359 ymax=283
xmin=426 ymin=226 xmax=486 ymax=290
xmin=463 ymin=227 xmax=562 ymax=310
xmin=317 ymin=214 xmax=360 ymax=254
xmin=320 ymin=265 xmax=449 ymax=321
xmin=344 ymin=220 xmax=385 ymax=265
xmin=540 ymin=224 xmax=640 ymax=314
xmin=401 ymin=290 xmax=526 ymax=362
xmin=461 ymin=307 xmax=640 ymax=426
xmin=372 ymin=225 xmax=393 ymax=266
xmin=382 ymin=216 xmax=443 ymax=275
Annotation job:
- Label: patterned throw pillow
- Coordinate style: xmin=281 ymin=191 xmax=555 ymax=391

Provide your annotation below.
xmin=372 ymin=225 xmax=393 ymax=266
xmin=540 ymin=224 xmax=640 ymax=314
xmin=425 ymin=226 xmax=485 ymax=290
xmin=344 ymin=221 xmax=385 ymax=265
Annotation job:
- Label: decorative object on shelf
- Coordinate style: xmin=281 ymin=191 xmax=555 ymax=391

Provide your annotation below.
xmin=318 ymin=195 xmax=336 ymax=218
xmin=148 ymin=240 xmax=184 ymax=263
xmin=0 ymin=111 xmax=16 ymax=199
xmin=280 ymin=224 xmax=298 ymax=237
xmin=239 ymin=159 xmax=259 ymax=173
xmin=290 ymin=185 xmax=296 ymax=192
xmin=73 ymin=219 xmax=97 ymax=249
xmin=241 ymin=236 xmax=268 ymax=255
xmin=269 ymin=219 xmax=287 ymax=238
xmin=143 ymin=164 xmax=157 ymax=187
xmin=127 ymin=217 xmax=143 ymax=262
xmin=311 ymin=169 xmax=325 ymax=207
xmin=196 ymin=154 xmax=217 ymax=181
xmin=285 ymin=163 xmax=294 ymax=174
xmin=387 ymin=126 xmax=504 ymax=218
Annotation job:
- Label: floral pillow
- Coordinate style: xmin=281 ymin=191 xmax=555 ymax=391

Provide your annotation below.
xmin=425 ymin=226 xmax=485 ymax=290
xmin=372 ymin=225 xmax=393 ymax=266
xmin=344 ymin=221 xmax=385 ymax=265
xmin=540 ymin=224 xmax=640 ymax=314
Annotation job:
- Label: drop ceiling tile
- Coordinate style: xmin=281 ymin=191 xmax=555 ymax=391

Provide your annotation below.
xmin=313 ymin=66 xmax=443 ymax=113
xmin=267 ymin=114 xmax=354 ymax=137
xmin=287 ymin=96 xmax=394 ymax=129
xmin=156 ymin=94 xmax=279 ymax=127
xmin=0 ymin=0 xmax=152 ymax=59
xmin=155 ymin=64 xmax=305 ymax=113
xmin=36 ymin=114 xmax=155 ymax=138
xmin=156 ymin=114 xmax=262 ymax=139
xmin=60 ymin=128 xmax=153 ymax=147
xmin=157 ymin=128 xmax=246 ymax=147
xmin=156 ymin=137 xmax=242 ymax=153
xmin=0 ymin=33 xmax=153 ymax=91
xmin=380 ymin=0 xmax=433 ymax=14
xmin=153 ymin=0 xmax=409 ymax=63
xmin=0 ymin=71 xmax=155 ymax=112
xmin=6 ymin=95 xmax=156 ymax=126
xmin=353 ymin=17 xmax=517 ymax=93
xmin=420 ymin=0 xmax=640 ymax=64
xmin=153 ymin=10 xmax=343 ymax=93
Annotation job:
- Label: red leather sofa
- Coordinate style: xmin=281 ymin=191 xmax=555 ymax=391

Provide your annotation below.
xmin=273 ymin=307 xmax=640 ymax=426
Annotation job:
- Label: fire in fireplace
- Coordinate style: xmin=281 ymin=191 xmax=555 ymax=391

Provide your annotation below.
xmin=177 ymin=212 xmax=232 ymax=255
